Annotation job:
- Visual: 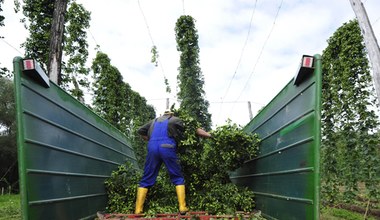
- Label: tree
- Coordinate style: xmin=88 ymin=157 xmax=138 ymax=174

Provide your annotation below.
xmin=175 ymin=15 xmax=211 ymax=130
xmin=128 ymin=90 xmax=156 ymax=167
xmin=91 ymin=51 xmax=156 ymax=167
xmin=0 ymin=0 xmax=10 ymax=77
xmin=16 ymin=0 xmax=91 ymax=101
xmin=0 ymin=77 xmax=18 ymax=192
xmin=0 ymin=67 xmax=9 ymax=78
xmin=0 ymin=4 xmax=17 ymax=191
xmin=0 ymin=0 xmax=4 ymax=33
xmin=321 ymin=19 xmax=380 ymax=204
xmin=18 ymin=0 xmax=54 ymax=71
xmin=91 ymin=52 xmax=128 ymax=130
xmin=61 ymin=1 xmax=90 ymax=101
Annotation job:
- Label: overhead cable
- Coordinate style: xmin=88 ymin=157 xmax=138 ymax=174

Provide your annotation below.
xmin=216 ymin=0 xmax=258 ymax=123
xmin=182 ymin=0 xmax=185 ymax=15
xmin=1 ymin=38 xmax=23 ymax=55
xmin=137 ymin=0 xmax=170 ymax=91
xmin=229 ymin=0 xmax=284 ymax=116
xmin=88 ymin=29 xmax=100 ymax=49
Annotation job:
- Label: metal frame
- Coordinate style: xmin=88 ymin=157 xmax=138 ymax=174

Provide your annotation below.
xmin=13 ymin=57 xmax=138 ymax=220
xmin=230 ymin=54 xmax=322 ymax=220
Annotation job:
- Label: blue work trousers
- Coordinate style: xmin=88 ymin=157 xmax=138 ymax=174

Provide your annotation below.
xmin=139 ymin=119 xmax=184 ymax=188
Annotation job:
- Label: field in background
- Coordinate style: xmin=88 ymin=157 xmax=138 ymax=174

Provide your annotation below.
xmin=321 ymin=207 xmax=378 ymax=220
xmin=0 ymin=194 xmax=21 ymax=220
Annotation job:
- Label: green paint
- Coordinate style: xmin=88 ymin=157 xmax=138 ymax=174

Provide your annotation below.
xmin=234 ymin=54 xmax=322 ymax=220
xmin=280 ymin=113 xmax=314 ymax=136
xmin=312 ymin=54 xmax=322 ymax=220
xmin=13 ymin=56 xmax=29 ymax=220
xmin=13 ymin=57 xmax=138 ymax=220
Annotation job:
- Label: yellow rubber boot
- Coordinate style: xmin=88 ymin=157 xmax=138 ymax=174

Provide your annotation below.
xmin=175 ymin=185 xmax=189 ymax=214
xmin=135 ymin=187 xmax=148 ymax=214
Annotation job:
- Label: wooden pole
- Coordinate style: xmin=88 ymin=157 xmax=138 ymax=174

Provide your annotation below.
xmin=248 ymin=101 xmax=253 ymax=120
xmin=349 ymin=0 xmax=380 ymax=108
xmin=48 ymin=0 xmax=68 ymax=84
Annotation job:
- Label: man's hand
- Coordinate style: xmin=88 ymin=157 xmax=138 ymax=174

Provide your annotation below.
xmin=196 ymin=128 xmax=212 ymax=138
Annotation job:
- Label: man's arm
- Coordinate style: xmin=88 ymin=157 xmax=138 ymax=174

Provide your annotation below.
xmin=196 ymin=128 xmax=212 ymax=138
xmin=137 ymin=120 xmax=153 ymax=141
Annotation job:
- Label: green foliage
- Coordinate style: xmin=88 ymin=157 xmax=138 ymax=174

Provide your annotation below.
xmin=91 ymin=51 xmax=155 ymax=168
xmin=150 ymin=46 xmax=172 ymax=94
xmin=150 ymin=45 xmax=172 ymax=94
xmin=18 ymin=0 xmax=91 ymax=100
xmin=105 ymin=162 xmax=178 ymax=214
xmin=128 ymin=92 xmax=155 ymax=167
xmin=0 ymin=78 xmax=18 ymax=192
xmin=0 ymin=0 xmax=4 ymax=29
xmin=20 ymin=0 xmax=55 ymax=71
xmin=142 ymin=170 xmax=178 ymax=215
xmin=0 ymin=77 xmax=15 ymax=135
xmin=62 ymin=1 xmax=91 ymax=101
xmin=91 ymin=51 xmax=128 ymax=129
xmin=178 ymin=111 xmax=258 ymax=214
xmin=0 ymin=194 xmax=21 ymax=220
xmin=189 ymin=179 xmax=255 ymax=215
xmin=321 ymin=206 xmax=378 ymax=220
xmin=150 ymin=45 xmax=158 ymax=67
xmin=201 ymin=120 xmax=259 ymax=181
xmin=321 ymin=19 xmax=380 ymax=205
xmin=92 ymin=51 xmax=156 ymax=132
xmin=0 ymin=1 xmax=9 ymax=74
xmin=127 ymin=89 xmax=155 ymax=167
xmin=0 ymin=67 xmax=11 ymax=78
xmin=104 ymin=162 xmax=142 ymax=213
xmin=164 ymin=77 xmax=171 ymax=94
xmin=105 ymin=111 xmax=260 ymax=215
xmin=175 ymin=15 xmax=211 ymax=130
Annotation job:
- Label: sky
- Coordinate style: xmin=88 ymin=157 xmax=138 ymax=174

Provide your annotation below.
xmin=1 ymin=0 xmax=380 ymax=128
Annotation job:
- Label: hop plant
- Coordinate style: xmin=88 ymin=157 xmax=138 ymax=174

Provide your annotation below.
xmin=105 ymin=110 xmax=261 ymax=215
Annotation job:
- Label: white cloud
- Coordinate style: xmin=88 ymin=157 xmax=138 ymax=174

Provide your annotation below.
xmin=1 ymin=0 xmax=380 ymax=128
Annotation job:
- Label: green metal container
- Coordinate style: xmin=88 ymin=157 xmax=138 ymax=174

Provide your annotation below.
xmin=13 ymin=57 xmax=139 ymax=220
xmin=230 ymin=54 xmax=322 ymax=220
xmin=14 ymin=54 xmax=321 ymax=219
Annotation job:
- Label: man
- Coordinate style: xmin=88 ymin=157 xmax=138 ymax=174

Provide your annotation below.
xmin=135 ymin=109 xmax=211 ymax=214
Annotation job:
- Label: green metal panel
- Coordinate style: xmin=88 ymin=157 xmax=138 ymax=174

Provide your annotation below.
xmin=13 ymin=57 xmax=139 ymax=220
xmin=230 ymin=55 xmax=322 ymax=220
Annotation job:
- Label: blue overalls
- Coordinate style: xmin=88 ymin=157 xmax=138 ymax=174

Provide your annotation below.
xmin=139 ymin=118 xmax=184 ymax=188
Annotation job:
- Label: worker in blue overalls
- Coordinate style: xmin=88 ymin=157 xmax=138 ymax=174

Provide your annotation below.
xmin=135 ymin=109 xmax=212 ymax=214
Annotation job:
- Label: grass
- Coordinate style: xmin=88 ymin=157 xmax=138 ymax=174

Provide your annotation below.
xmin=320 ymin=206 xmax=378 ymax=220
xmin=0 ymin=194 xmax=21 ymax=220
